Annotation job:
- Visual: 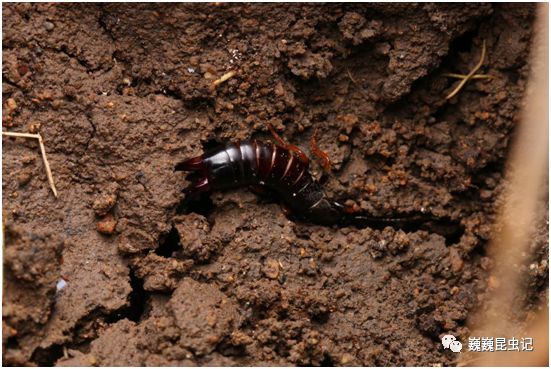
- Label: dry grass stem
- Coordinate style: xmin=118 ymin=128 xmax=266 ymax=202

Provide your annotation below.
xmin=443 ymin=72 xmax=496 ymax=80
xmin=445 ymin=40 xmax=490 ymax=100
xmin=459 ymin=4 xmax=548 ymax=366
xmin=2 ymin=131 xmax=58 ymax=198
xmin=211 ymin=70 xmax=236 ymax=89
xmin=346 ymin=69 xmax=370 ymax=100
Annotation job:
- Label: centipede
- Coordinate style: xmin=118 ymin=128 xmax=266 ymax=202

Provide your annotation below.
xmin=176 ymin=126 xmax=463 ymax=241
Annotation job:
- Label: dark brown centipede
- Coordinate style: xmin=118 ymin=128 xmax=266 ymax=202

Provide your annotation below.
xmin=176 ymin=130 xmax=464 ymax=241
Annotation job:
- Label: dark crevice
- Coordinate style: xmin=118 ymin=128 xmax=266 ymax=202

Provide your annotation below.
xmin=59 ymin=45 xmax=92 ymax=70
xmin=448 ymin=28 xmax=480 ymax=54
xmin=177 ymin=191 xmax=216 ymax=217
xmin=126 ymin=269 xmax=147 ymax=322
xmin=29 ymin=271 xmax=148 ymax=365
xmin=30 ymin=344 xmax=64 ymax=367
xmin=106 ymin=269 xmax=147 ymax=323
xmin=155 ymin=226 xmax=181 ymax=257
xmin=27 ymin=39 xmax=111 ymax=75
xmin=6 ymin=336 xmax=19 ymax=350
xmin=320 ymin=353 xmax=334 ymax=367
xmin=97 ymin=5 xmax=117 ymax=42
xmin=2 ymin=74 xmax=24 ymax=91
xmin=310 ymin=310 xmax=331 ymax=325
xmin=83 ymin=112 xmax=97 ymax=152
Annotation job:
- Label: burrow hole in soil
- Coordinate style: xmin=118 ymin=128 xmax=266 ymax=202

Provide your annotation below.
xmin=155 ymin=226 xmax=182 ymax=257
xmin=320 ymin=353 xmax=334 ymax=367
xmin=449 ymin=27 xmax=480 ymax=53
xmin=30 ymin=344 xmax=64 ymax=366
xmin=179 ymin=191 xmax=215 ymax=218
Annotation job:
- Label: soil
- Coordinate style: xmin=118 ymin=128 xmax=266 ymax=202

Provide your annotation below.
xmin=2 ymin=3 xmax=547 ymax=366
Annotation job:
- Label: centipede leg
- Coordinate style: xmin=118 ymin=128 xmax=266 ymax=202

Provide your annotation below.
xmin=267 ymin=123 xmax=310 ymax=165
xmin=310 ymin=128 xmax=331 ymax=173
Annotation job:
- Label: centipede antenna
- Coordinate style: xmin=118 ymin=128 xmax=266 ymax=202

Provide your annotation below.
xmin=267 ymin=123 xmax=310 ymax=164
xmin=310 ymin=128 xmax=331 ymax=172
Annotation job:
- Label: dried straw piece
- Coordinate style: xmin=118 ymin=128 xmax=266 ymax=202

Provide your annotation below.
xmin=2 ymin=132 xmax=58 ymax=198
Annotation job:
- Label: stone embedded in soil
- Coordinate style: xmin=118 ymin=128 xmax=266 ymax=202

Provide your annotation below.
xmin=97 ymin=213 xmax=117 ymax=235
xmin=262 ymin=258 xmax=280 ymax=279
xmin=93 ymin=193 xmax=118 ymax=216
xmin=5 ymin=98 xmax=17 ymax=112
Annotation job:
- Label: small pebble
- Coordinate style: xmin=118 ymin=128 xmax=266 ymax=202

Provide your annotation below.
xmin=97 ymin=213 xmax=117 ymax=235
xmin=44 ymin=22 xmax=55 ymax=31
xmin=262 ymin=258 xmax=280 ymax=279
xmin=51 ymin=99 xmax=62 ymax=110
xmin=338 ymin=134 xmax=349 ymax=142
xmin=28 ymin=122 xmax=41 ymax=133
xmin=340 ymin=353 xmax=355 ymax=365
xmin=44 ymin=21 xmax=55 ymax=31
xmin=5 ymin=98 xmax=17 ymax=112
xmin=56 ymin=278 xmax=67 ymax=292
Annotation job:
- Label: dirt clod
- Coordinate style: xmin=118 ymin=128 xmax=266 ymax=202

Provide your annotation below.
xmin=92 ymin=184 xmax=119 ymax=217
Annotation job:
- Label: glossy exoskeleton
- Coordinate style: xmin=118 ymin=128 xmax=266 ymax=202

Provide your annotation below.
xmin=176 ymin=137 xmax=463 ymax=240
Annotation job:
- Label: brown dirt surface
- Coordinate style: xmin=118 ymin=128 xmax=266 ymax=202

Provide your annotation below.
xmin=2 ymin=3 xmax=547 ymax=366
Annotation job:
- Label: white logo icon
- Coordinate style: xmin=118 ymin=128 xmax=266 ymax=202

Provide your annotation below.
xmin=442 ymin=334 xmax=462 ymax=353
xmin=450 ymin=340 xmax=463 ymax=353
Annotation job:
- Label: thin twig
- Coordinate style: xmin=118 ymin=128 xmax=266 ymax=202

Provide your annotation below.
xmin=445 ymin=40 xmax=489 ymax=100
xmin=211 ymin=70 xmax=236 ymax=89
xmin=346 ymin=69 xmax=370 ymax=100
xmin=2 ymin=131 xmax=58 ymax=198
xmin=443 ymin=72 xmax=496 ymax=80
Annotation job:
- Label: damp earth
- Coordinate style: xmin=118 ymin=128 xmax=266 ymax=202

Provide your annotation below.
xmin=2 ymin=3 xmax=547 ymax=366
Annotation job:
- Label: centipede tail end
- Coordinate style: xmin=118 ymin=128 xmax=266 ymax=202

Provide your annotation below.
xmin=175 ymin=156 xmax=205 ymax=172
xmin=175 ymin=155 xmax=211 ymax=193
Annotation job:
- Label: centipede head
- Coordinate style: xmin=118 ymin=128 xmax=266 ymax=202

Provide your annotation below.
xmin=175 ymin=155 xmax=210 ymax=193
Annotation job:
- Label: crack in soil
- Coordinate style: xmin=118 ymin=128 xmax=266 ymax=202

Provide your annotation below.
xmin=29 ymin=268 xmax=148 ymax=366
